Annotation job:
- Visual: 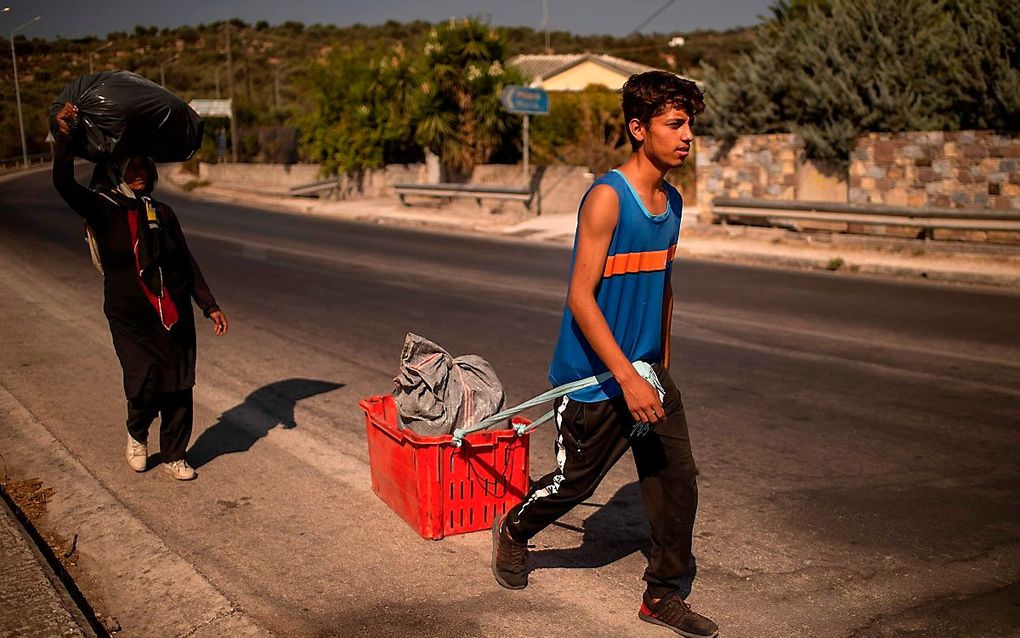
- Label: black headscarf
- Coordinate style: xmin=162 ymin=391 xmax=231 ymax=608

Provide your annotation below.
xmin=89 ymin=156 xmax=158 ymax=197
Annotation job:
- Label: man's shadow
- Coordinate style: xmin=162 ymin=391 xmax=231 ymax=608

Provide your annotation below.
xmin=185 ymin=378 xmax=343 ymax=469
xmin=530 ymin=481 xmax=650 ymax=569
xmin=528 ymin=480 xmax=698 ymax=596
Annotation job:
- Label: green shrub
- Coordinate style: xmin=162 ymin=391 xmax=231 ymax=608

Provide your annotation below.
xmin=825 ymin=257 xmax=845 ymax=271
xmin=704 ymin=0 xmax=1020 ymax=168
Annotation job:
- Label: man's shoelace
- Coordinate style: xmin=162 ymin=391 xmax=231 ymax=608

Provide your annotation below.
xmin=658 ymin=594 xmax=693 ymax=621
xmin=498 ymin=532 xmax=528 ymax=565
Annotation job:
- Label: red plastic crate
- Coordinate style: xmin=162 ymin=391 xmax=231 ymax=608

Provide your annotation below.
xmin=358 ymin=395 xmax=531 ymax=540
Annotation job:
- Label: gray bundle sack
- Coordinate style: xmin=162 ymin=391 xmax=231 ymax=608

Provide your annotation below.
xmin=393 ymin=333 xmax=506 ymax=436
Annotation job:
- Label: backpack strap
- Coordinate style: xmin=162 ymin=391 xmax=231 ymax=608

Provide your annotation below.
xmin=83 ymin=223 xmax=104 ymax=275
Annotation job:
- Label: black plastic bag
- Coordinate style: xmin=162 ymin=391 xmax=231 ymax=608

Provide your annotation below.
xmin=49 ymin=70 xmax=203 ymax=163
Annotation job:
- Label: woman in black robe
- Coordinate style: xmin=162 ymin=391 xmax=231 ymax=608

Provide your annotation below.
xmin=51 ymin=102 xmax=227 ymax=481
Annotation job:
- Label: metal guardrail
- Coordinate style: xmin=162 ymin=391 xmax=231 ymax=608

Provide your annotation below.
xmin=289 ymin=178 xmax=340 ymax=197
xmin=393 ymin=182 xmax=538 ymax=212
xmin=0 ymin=152 xmax=53 ymax=172
xmin=711 ymin=197 xmax=1020 ymax=238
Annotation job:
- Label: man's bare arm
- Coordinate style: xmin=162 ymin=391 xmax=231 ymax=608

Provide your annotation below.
xmin=567 ymin=184 xmax=665 ymax=425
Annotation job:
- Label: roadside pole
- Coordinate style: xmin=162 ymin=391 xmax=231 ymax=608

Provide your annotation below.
xmin=500 ymin=85 xmax=548 ymax=194
xmin=522 ymin=114 xmax=529 ymax=182
xmin=11 ymin=15 xmax=40 ymax=169
xmin=225 ymin=24 xmax=239 ymax=163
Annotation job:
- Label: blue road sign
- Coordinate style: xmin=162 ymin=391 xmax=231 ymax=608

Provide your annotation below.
xmin=501 ymin=85 xmax=550 ymax=116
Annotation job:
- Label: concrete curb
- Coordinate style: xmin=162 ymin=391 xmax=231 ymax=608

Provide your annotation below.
xmin=0 ymin=385 xmax=272 ymax=638
xmin=0 ymin=488 xmax=98 ymax=638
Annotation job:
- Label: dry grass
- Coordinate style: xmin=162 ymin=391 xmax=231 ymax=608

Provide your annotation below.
xmin=1 ymin=478 xmax=55 ymax=522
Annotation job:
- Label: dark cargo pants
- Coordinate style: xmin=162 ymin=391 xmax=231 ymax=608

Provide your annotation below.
xmin=504 ymin=366 xmax=699 ymax=597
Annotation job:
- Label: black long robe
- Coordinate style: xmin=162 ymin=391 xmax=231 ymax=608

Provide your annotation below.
xmin=52 ymin=140 xmax=219 ymax=400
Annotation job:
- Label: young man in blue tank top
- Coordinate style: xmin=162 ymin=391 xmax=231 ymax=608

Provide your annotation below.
xmin=492 ymin=71 xmax=718 ymax=637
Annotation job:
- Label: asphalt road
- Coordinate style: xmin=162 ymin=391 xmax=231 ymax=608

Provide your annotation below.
xmin=1 ymin=167 xmax=1018 ymax=638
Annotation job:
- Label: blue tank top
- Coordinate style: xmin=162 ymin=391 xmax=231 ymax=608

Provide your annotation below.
xmin=548 ymin=169 xmax=682 ymax=402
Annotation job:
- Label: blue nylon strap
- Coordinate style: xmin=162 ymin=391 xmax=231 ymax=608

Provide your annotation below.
xmin=450 ymin=361 xmax=664 ymax=447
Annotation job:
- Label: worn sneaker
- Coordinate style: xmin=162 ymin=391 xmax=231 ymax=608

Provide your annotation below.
xmin=126 ymin=435 xmax=147 ymax=472
xmin=491 ymin=515 xmax=528 ymax=589
xmin=162 ymin=459 xmax=197 ymax=481
xmin=639 ymin=591 xmax=719 ymax=638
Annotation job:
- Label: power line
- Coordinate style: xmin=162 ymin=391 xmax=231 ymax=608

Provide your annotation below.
xmin=628 ymin=0 xmax=678 ymax=37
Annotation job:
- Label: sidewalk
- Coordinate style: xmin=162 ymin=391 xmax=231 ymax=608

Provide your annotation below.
xmin=0 ymin=383 xmax=269 ymax=638
xmin=167 ymin=168 xmax=1020 ymax=290
xmin=0 ymin=489 xmax=97 ymax=638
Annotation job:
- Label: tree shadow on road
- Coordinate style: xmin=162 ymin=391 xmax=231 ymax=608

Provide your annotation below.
xmin=529 ymin=481 xmax=651 ymax=569
xmin=186 ymin=378 xmax=343 ymax=469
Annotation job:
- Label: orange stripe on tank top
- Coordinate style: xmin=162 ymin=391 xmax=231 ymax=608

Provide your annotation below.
xmin=603 ymin=244 xmax=678 ymax=278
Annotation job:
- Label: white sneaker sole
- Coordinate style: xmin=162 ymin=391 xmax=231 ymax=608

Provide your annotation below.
xmin=162 ymin=465 xmax=197 ymax=481
xmin=127 ymin=458 xmax=147 ymax=472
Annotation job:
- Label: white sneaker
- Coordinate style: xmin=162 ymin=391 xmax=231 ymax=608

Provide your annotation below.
xmin=163 ymin=459 xmax=197 ymax=481
xmin=126 ymin=435 xmax=147 ymax=472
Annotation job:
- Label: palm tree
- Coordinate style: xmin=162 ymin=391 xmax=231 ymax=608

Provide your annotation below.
xmin=413 ymin=18 xmax=521 ymax=178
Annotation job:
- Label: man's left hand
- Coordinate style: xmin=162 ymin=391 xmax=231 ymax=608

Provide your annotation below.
xmin=209 ymin=310 xmax=228 ymax=336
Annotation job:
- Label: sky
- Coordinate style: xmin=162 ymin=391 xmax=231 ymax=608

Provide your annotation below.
xmin=10 ymin=1 xmax=774 ymax=40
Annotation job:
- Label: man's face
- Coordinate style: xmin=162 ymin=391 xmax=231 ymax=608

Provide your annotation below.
xmin=123 ymin=157 xmax=150 ymax=194
xmin=633 ymin=106 xmax=694 ymax=169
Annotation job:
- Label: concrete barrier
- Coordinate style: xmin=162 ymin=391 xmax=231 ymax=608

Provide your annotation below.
xmin=196 ymin=162 xmax=594 ymax=215
xmin=198 ymin=162 xmax=322 ymax=189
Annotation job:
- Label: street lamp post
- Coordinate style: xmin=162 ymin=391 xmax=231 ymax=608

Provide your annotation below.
xmin=160 ymin=56 xmax=174 ymax=87
xmin=273 ymin=63 xmax=285 ymax=110
xmin=224 ymin=24 xmax=238 ymax=163
xmin=10 ymin=15 xmax=40 ymax=169
xmin=88 ymin=40 xmax=111 ymax=74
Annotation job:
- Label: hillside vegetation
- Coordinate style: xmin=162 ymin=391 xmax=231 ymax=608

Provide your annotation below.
xmin=0 ymin=19 xmax=754 ymax=162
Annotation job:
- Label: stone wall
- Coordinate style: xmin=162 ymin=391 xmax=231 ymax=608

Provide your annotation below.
xmin=850 ymin=131 xmax=1020 ymax=210
xmin=696 ymin=134 xmax=805 ymax=202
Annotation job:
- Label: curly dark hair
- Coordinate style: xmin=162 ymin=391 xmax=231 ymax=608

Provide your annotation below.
xmin=622 ymin=71 xmax=705 ymax=150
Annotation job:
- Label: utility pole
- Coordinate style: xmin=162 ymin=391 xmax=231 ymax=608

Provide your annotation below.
xmin=89 ymin=40 xmax=111 ymax=74
xmin=542 ymin=0 xmax=550 ymax=52
xmin=11 ymin=15 xmax=40 ymax=169
xmin=225 ymin=23 xmax=239 ymax=163
xmin=273 ymin=64 xmax=282 ymax=110
xmin=243 ymin=57 xmax=252 ymax=102
xmin=160 ymin=57 xmax=173 ymax=87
